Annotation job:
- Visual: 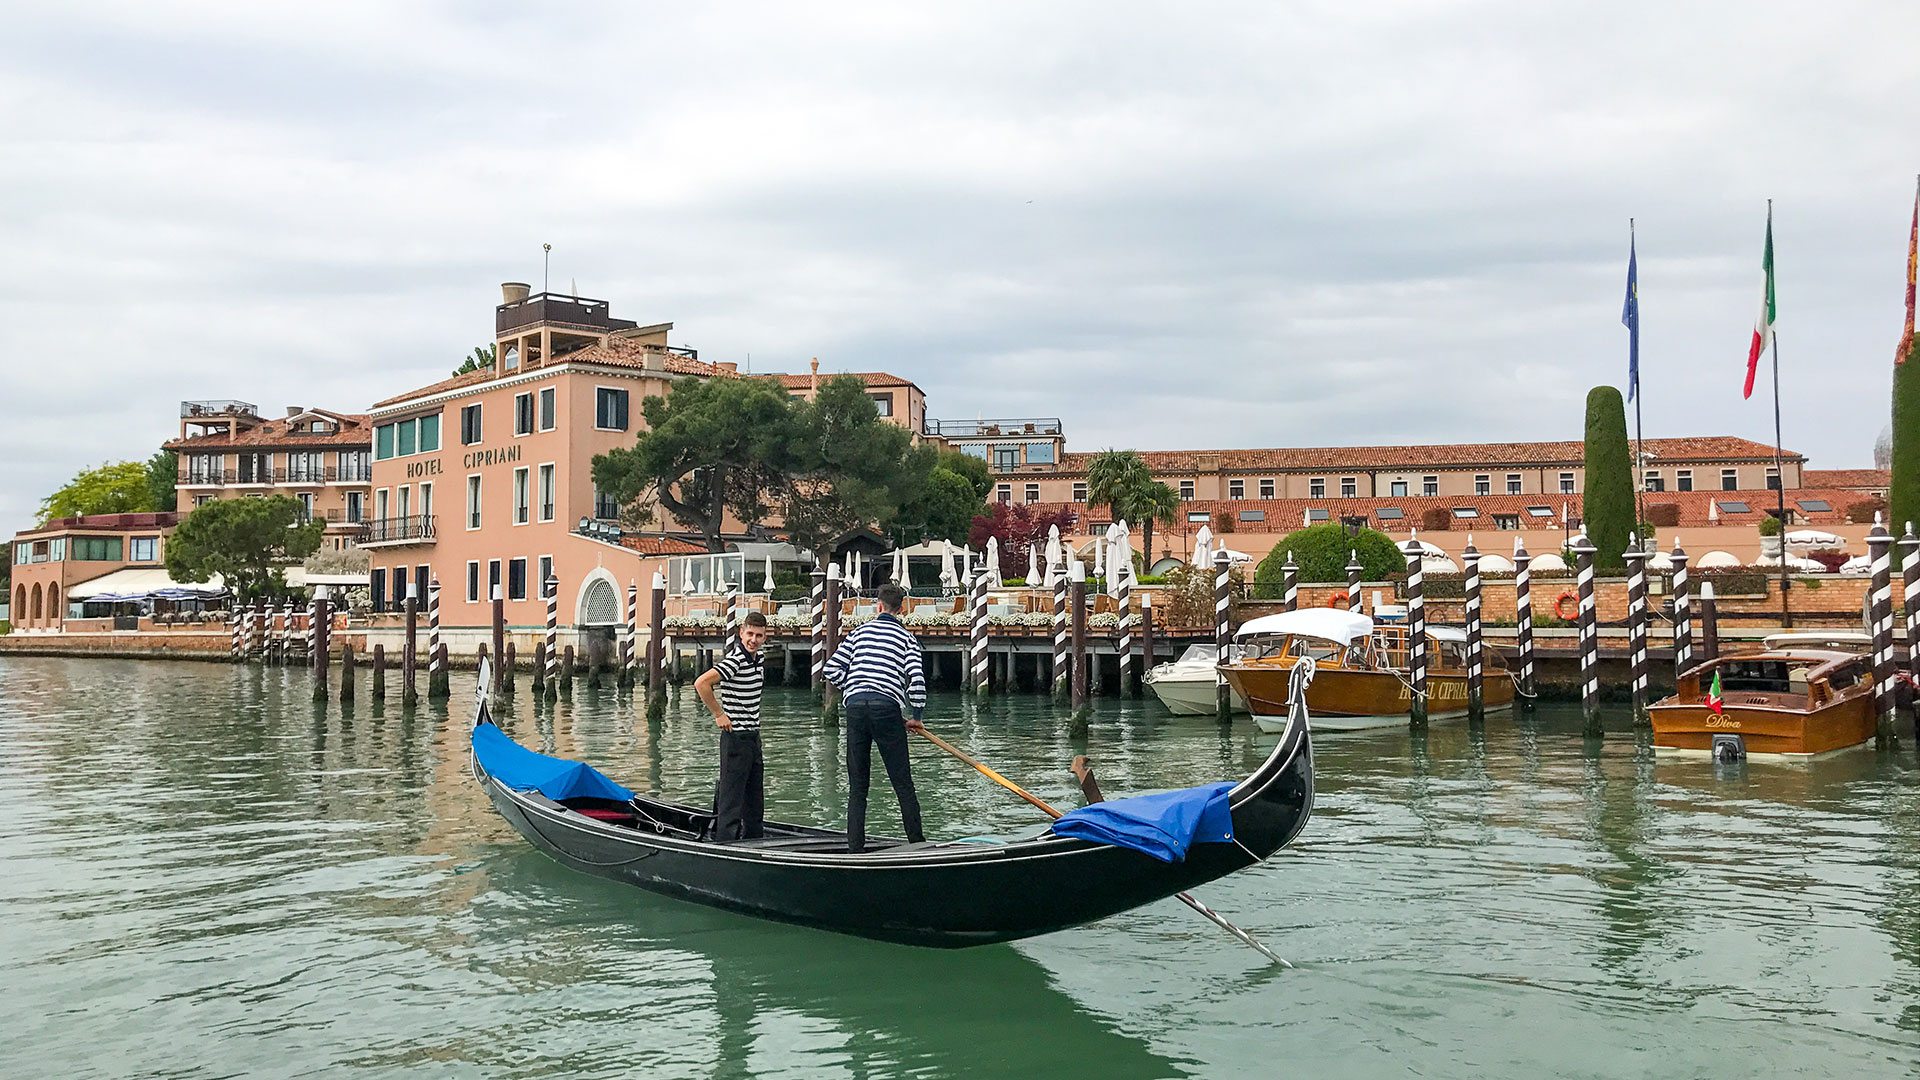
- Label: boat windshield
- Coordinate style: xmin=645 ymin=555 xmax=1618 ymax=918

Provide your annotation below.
xmin=1174 ymin=644 xmax=1219 ymax=666
xmin=1286 ymin=637 xmax=1344 ymax=663
xmin=1718 ymin=659 xmax=1804 ymax=694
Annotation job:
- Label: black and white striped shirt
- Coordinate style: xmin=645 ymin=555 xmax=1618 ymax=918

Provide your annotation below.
xmin=711 ymin=642 xmax=765 ymax=732
xmin=823 ymin=613 xmax=927 ymax=715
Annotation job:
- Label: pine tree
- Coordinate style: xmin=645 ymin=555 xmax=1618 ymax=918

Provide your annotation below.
xmin=1582 ymin=385 xmax=1635 ymax=571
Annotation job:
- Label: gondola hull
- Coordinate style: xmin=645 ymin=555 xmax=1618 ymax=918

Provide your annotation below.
xmin=476 ymin=719 xmax=1312 ymax=948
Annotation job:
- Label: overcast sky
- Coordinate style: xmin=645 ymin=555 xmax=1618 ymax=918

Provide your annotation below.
xmin=4 ymin=1 xmax=1917 ymax=526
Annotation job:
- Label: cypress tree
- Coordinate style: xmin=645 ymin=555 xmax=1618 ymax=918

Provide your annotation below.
xmin=1893 ymin=333 xmax=1920 ymax=532
xmin=1582 ymin=385 xmax=1635 ymax=571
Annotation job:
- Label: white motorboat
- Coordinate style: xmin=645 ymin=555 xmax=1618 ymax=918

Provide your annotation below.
xmin=1145 ymin=644 xmax=1248 ymax=715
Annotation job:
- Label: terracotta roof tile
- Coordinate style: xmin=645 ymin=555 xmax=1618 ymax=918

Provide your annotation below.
xmin=371 ymin=340 xmax=729 ymax=409
xmin=1049 ymin=436 xmax=1798 ymax=477
xmin=164 ymin=410 xmax=371 ymax=451
xmin=1803 ymin=468 xmax=1888 ymax=489
xmin=764 ymin=371 xmax=920 ymax=391
xmin=620 ymin=535 xmax=708 ymax=555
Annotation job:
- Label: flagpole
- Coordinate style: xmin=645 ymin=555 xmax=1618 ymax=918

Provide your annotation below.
xmin=1630 ymin=218 xmax=1645 ymax=542
xmin=1772 ymin=328 xmax=1790 ymax=629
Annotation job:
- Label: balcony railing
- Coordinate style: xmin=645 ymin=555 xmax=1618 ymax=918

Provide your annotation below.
xmin=179 ymin=464 xmax=373 ymax=486
xmin=181 ymin=399 xmax=258 ymax=419
xmin=923 ymin=418 xmax=1063 ymax=438
xmin=358 ymin=516 xmax=436 ymax=544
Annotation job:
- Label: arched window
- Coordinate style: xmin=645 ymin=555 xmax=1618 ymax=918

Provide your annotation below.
xmin=30 ymin=583 xmax=43 ymax=623
xmin=580 ymin=578 xmax=621 ymax=626
xmin=12 ymin=585 xmax=22 ymax=622
xmin=48 ymin=583 xmax=60 ymax=623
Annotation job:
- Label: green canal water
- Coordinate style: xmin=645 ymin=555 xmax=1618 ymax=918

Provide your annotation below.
xmin=5 ymin=657 xmax=1920 ymax=1079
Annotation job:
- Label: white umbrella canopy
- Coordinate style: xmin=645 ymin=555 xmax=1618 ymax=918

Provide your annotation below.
xmin=1785 ymin=529 xmax=1844 ymax=546
xmin=1193 ymin=525 xmax=1213 ymax=569
xmin=1645 ymin=551 xmax=1673 ymax=572
xmin=1112 ymin=520 xmax=1134 ymax=596
xmin=939 ymin=540 xmax=959 ymax=588
xmin=986 ymin=536 xmax=1003 ymax=587
xmin=1840 ymin=554 xmax=1872 ymax=575
xmin=1092 ymin=532 xmax=1106 ymax=577
xmin=1529 ymin=552 xmax=1569 ymax=572
xmin=1475 ymin=552 xmax=1515 ymax=573
xmin=1045 ymin=525 xmax=1064 ymax=589
xmin=1422 ymin=554 xmax=1460 ymax=574
xmin=1027 ymin=544 xmax=1041 ymax=586
xmin=954 ymin=544 xmax=967 ymax=586
xmin=1696 ymin=550 xmax=1742 ymax=569
xmin=763 ymin=553 xmax=776 ymax=594
xmin=891 ymin=547 xmax=906 ymax=586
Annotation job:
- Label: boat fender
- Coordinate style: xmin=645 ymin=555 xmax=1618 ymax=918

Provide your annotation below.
xmin=1553 ymin=591 xmax=1579 ymax=621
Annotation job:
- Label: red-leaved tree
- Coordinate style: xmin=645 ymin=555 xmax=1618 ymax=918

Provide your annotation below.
xmin=968 ymin=503 xmax=1078 ymax=580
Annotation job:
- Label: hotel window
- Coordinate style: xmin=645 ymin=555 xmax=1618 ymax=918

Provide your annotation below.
xmin=370 ymin=568 xmax=386 ymax=613
xmin=194 ymin=494 xmax=213 ymax=508
xmin=396 ymin=419 xmax=417 ymax=457
xmin=1506 ymin=473 xmax=1522 ymax=495
xmin=539 ymin=387 xmax=556 ymax=431
xmin=538 ymin=464 xmax=555 ymax=522
xmin=419 ymin=414 xmax=439 ymax=452
xmin=502 ymin=344 xmax=519 ymax=371
xmin=593 ymin=485 xmax=620 ymax=520
xmin=1494 ymin=514 xmax=1520 ymax=530
xmin=997 ymin=484 xmax=1012 ymax=503
xmin=1423 ymin=475 xmax=1439 ymax=497
xmin=1024 ymin=483 xmax=1040 ymax=502
xmin=397 ymin=485 xmax=411 ymax=521
xmin=376 ymin=488 xmax=389 ymax=522
xmin=375 ymin=425 xmax=395 ymax=461
xmin=513 ymin=467 xmax=529 ymax=525
xmin=466 ymin=561 xmax=480 ymax=603
xmin=1025 ymin=443 xmax=1055 ymax=465
xmin=869 ymin=393 xmax=893 ymax=417
xmin=339 ymin=449 xmax=370 ymax=482
xmin=1474 ymin=474 xmax=1491 ymax=495
xmin=993 ymin=446 xmax=1020 ymax=471
xmin=1072 ymin=482 xmax=1087 ymax=502
xmin=461 ymin=404 xmax=483 ymax=446
xmin=1179 ymin=480 xmax=1195 ymax=501
xmin=345 ymin=491 xmax=363 ymax=523
xmin=1259 ymin=479 xmax=1275 ymax=499
xmin=515 ymin=392 xmax=534 ymax=436
xmin=1766 ymin=467 xmax=1780 ymax=491
xmin=1340 ymin=477 xmax=1357 ymax=498
xmin=1721 ymin=468 xmax=1739 ymax=491
xmin=488 ymin=559 xmax=502 ymax=601
xmin=538 ymin=556 xmax=554 ymax=596
xmin=287 ymin=451 xmax=323 ymax=483
xmin=508 ymin=558 xmax=528 ymax=601
xmin=238 ymin=451 xmax=268 ymax=482
xmin=466 ymin=476 xmax=481 ymax=530
xmin=1309 ymin=477 xmax=1325 ymax=498
xmin=419 ymin=483 xmax=433 ymax=523
xmin=595 ymin=388 xmax=630 ymax=431
xmin=296 ymin=492 xmax=314 ymax=520
xmin=1559 ymin=472 xmax=1576 ymax=494
xmin=1677 ymin=469 xmax=1693 ymax=492
xmin=1389 ymin=480 xmax=1408 ymax=497
xmin=130 ymin=536 xmax=157 ymax=562
xmin=1644 ymin=470 xmax=1664 ymax=492
xmin=1229 ymin=480 xmax=1245 ymax=500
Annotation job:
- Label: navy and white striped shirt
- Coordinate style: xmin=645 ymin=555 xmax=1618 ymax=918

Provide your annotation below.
xmin=710 ymin=642 xmax=765 ymax=732
xmin=823 ymin=613 xmax=927 ymax=715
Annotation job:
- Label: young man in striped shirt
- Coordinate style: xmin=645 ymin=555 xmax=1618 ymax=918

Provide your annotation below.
xmin=695 ymin=610 xmax=770 ymax=841
xmin=823 ymin=582 xmax=926 ymax=853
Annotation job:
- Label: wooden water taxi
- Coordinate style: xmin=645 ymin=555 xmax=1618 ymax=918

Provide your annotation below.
xmin=1221 ymin=609 xmax=1514 ymax=731
xmin=1648 ymin=635 xmax=1873 ymax=758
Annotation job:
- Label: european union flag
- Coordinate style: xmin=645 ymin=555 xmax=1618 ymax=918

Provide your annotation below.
xmin=1622 ymin=229 xmax=1640 ymax=401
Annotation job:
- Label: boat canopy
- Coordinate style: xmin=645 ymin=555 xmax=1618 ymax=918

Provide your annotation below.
xmin=66 ymin=567 xmax=227 ymax=602
xmin=1235 ymin=608 xmax=1373 ymax=646
xmin=1051 ymin=782 xmax=1237 ymax=863
xmin=1427 ymin=626 xmax=1468 ymax=644
xmin=472 ymin=722 xmax=635 ymax=803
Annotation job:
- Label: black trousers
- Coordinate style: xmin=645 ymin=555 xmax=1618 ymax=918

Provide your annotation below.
xmin=845 ymin=695 xmax=924 ymax=853
xmin=713 ymin=729 xmax=764 ymax=841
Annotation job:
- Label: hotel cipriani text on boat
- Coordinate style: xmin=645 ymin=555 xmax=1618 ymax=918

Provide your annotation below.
xmin=358 ymin=284 xmax=729 ymax=648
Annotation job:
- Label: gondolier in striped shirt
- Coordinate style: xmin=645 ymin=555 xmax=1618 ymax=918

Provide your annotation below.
xmin=695 ymin=610 xmax=770 ymax=841
xmin=823 ymin=582 xmax=927 ymax=853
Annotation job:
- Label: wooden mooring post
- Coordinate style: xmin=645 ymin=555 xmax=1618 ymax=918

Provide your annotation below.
xmin=371 ymin=643 xmax=386 ymax=697
xmin=809 ymin=568 xmax=827 ymax=700
xmin=969 ymin=569 xmax=989 ymax=696
xmin=340 ymin=642 xmax=355 ymax=697
xmin=1514 ymin=538 xmax=1534 ymax=701
xmin=1052 ymin=560 xmax=1069 ymax=703
xmin=560 ymin=645 xmax=575 ymax=699
xmin=1869 ymin=515 xmax=1896 ymax=747
xmin=1069 ymin=560 xmax=1089 ymax=734
xmin=428 ymin=578 xmax=448 ymax=700
xmin=1571 ymin=532 xmax=1600 ymax=735
xmin=1282 ymin=551 xmax=1297 ymax=613
xmin=1463 ymin=536 xmax=1482 ymax=720
xmin=1698 ymin=583 xmax=1720 ymax=665
xmin=311 ymin=588 xmax=332 ymax=703
xmin=1213 ymin=549 xmax=1232 ymax=722
xmin=543 ymin=576 xmax=559 ymax=700
xmin=1671 ymin=544 xmax=1692 ymax=679
xmin=822 ymin=565 xmax=842 ymax=719
xmin=1902 ymin=523 xmax=1920 ymax=695
xmin=1116 ymin=562 xmax=1134 ymax=696
xmin=1140 ymin=593 xmax=1156 ymax=684
xmin=622 ymin=582 xmax=638 ymax=690
xmin=492 ymin=588 xmax=507 ymax=696
xmin=648 ymin=572 xmax=668 ymax=723
xmin=1347 ymin=549 xmax=1363 ymax=614
xmin=1625 ymin=535 xmax=1650 ymax=724
xmin=1401 ymin=535 xmax=1428 ymax=727
xmin=402 ymin=586 xmax=419 ymax=708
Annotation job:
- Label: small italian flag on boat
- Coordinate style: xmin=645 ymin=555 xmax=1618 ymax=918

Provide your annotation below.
xmin=1744 ymin=206 xmax=1775 ymax=398
xmin=1706 ymin=671 xmax=1724 ymax=715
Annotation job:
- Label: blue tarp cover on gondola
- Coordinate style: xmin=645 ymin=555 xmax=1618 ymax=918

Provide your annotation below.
xmin=1050 ymin=782 xmax=1236 ymax=863
xmin=471 ymin=722 xmax=636 ymax=803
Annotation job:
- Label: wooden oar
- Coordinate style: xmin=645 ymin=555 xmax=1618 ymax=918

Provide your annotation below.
xmin=915 ymin=729 xmax=1292 ymax=968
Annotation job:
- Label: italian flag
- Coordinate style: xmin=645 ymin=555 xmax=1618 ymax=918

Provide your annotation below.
xmin=1706 ymin=670 xmax=1724 ymax=715
xmin=1744 ymin=208 xmax=1775 ymax=398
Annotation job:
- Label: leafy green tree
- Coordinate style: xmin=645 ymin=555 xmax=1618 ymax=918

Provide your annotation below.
xmin=889 ymin=448 xmax=987 ymax=545
xmin=165 ymin=495 xmax=323 ymax=600
xmin=591 ymin=375 xmax=797 ymax=552
xmin=146 ymin=450 xmax=178 ymax=513
xmin=451 ymin=344 xmax=496 ymax=377
xmin=1253 ymin=522 xmax=1401 ymax=596
xmin=38 ymin=461 xmax=155 ymax=524
xmin=1084 ymin=449 xmax=1180 ymax=566
xmin=1893 ymin=332 xmax=1920 ymax=532
xmin=1582 ymin=385 xmax=1635 ymax=571
xmin=777 ymin=376 xmax=928 ymax=558
xmin=936 ymin=449 xmax=992 ymax=500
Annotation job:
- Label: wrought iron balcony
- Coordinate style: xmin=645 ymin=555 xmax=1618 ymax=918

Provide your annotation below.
xmin=357 ymin=515 xmax=437 ymax=545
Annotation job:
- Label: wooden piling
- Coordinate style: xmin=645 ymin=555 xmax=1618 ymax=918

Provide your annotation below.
xmin=543 ymin=576 xmax=559 ymax=700
xmin=1902 ymin=523 xmax=1920 ymax=695
xmin=1115 ymin=564 xmax=1134 ymax=696
xmin=532 ymin=640 xmax=547 ymax=696
xmin=1625 ymin=535 xmax=1650 ymax=724
xmin=648 ymin=572 xmax=668 ymax=724
xmin=230 ymin=609 xmax=244 ymax=663
xmin=1698 ymin=583 xmax=1720 ymax=665
xmin=1869 ymin=515 xmax=1896 ymax=746
xmin=1572 ymin=532 xmax=1600 ymax=735
xmin=371 ymin=643 xmax=386 ymax=697
xmin=401 ymin=592 xmax=419 ymax=707
xmin=1070 ymin=562 xmax=1089 ymax=732
xmin=1401 ymin=536 xmax=1428 ymax=727
xmin=492 ymin=590 xmax=507 ymax=696
xmin=311 ymin=593 xmax=331 ymax=702
xmin=1213 ymin=549 xmax=1232 ymax=722
xmin=504 ymin=641 xmax=518 ymax=694
xmin=1513 ymin=538 xmax=1534 ymax=700
xmin=1346 ymin=549 xmax=1363 ymax=614
xmin=1463 ymin=536 xmax=1482 ymax=720
xmin=724 ymin=588 xmax=739 ymax=654
xmin=1282 ymin=551 xmax=1298 ymax=613
xmin=560 ymin=645 xmax=575 ymax=699
xmin=428 ymin=579 xmax=448 ymax=699
xmin=621 ymin=582 xmax=638 ymax=689
xmin=340 ymin=642 xmax=355 ymax=696
xmin=1052 ymin=560 xmax=1070 ymax=703
xmin=1140 ymin=594 xmax=1156 ymax=687
xmin=968 ymin=570 xmax=989 ymax=695
xmin=809 ymin=567 xmax=827 ymax=698
xmin=822 ymin=566 xmax=842 ymax=719
xmin=1671 ymin=544 xmax=1692 ymax=679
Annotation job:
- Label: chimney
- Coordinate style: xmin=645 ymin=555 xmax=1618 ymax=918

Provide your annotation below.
xmin=501 ymin=282 xmax=531 ymax=304
xmin=810 ymin=357 xmax=819 ymax=394
xmin=643 ymin=350 xmax=665 ymax=371
xmin=715 ymin=361 xmax=738 ymax=375
xmin=286 ymin=406 xmax=302 ymax=417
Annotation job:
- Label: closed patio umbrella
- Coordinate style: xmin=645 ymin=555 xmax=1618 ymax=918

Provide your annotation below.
xmin=940 ymin=540 xmax=960 ymax=589
xmin=1027 ymin=543 xmax=1041 ymax=586
xmin=1193 ymin=525 xmax=1212 ymax=570
xmin=986 ymin=536 xmax=1003 ymax=588
xmin=763 ymin=553 xmax=776 ymax=594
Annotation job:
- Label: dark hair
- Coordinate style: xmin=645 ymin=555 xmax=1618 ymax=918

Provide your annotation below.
xmin=742 ymin=610 xmax=768 ymax=628
xmin=878 ymin=583 xmax=908 ymax=611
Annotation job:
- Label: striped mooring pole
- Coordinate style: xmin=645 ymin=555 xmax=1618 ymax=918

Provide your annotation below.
xmin=1513 ymin=538 xmax=1534 ymax=701
xmin=647 ymin=573 xmax=668 ymax=721
xmin=1625 ymin=534 xmax=1650 ymax=723
xmin=968 ymin=569 xmax=989 ymax=695
xmin=1116 ymin=565 xmax=1135 ymax=696
xmin=401 ymin=586 xmax=418 ymax=708
xmin=305 ymin=594 xmax=319 ymax=664
xmin=543 ymin=576 xmax=560 ymax=699
xmin=1282 ymin=551 xmax=1298 ymax=613
xmin=1052 ymin=557 xmax=1069 ymax=702
xmin=1869 ymin=515 xmax=1896 ymax=745
xmin=809 ymin=567 xmax=827 ymax=697
xmin=1463 ymin=535 xmax=1482 ymax=719
xmin=1902 ymin=523 xmax=1920 ymax=695
xmin=622 ymin=582 xmax=638 ymax=689
xmin=1346 ymin=549 xmax=1363 ymax=614
xmin=1213 ymin=549 xmax=1232 ymax=721
xmin=270 ymin=602 xmax=285 ymax=664
xmin=311 ymin=588 xmax=330 ymax=702
xmin=822 ymin=565 xmax=842 ymax=716
xmin=1671 ymin=544 xmax=1692 ymax=679
xmin=428 ymin=578 xmax=447 ymax=699
xmin=1571 ymin=532 xmax=1600 ymax=735
xmin=1070 ymin=560 xmax=1090 ymax=720
xmin=230 ymin=609 xmax=243 ymax=663
xmin=724 ymin=588 xmax=740 ymax=654
xmin=1401 ymin=535 xmax=1427 ymax=726
xmin=250 ymin=600 xmax=265 ymax=661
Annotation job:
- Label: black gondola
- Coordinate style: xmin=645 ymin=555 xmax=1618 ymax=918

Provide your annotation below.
xmin=470 ymin=687 xmax=1312 ymax=948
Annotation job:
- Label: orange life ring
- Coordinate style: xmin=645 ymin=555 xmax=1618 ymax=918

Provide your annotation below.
xmin=1553 ymin=591 xmax=1579 ymax=621
xmin=1327 ymin=593 xmax=1348 ymax=610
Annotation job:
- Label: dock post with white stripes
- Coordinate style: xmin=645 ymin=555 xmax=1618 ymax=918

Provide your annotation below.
xmin=1670 ymin=544 xmax=1692 ymax=680
xmin=1624 ymin=535 xmax=1650 ymax=725
xmin=1513 ymin=538 xmax=1534 ymax=701
xmin=969 ymin=570 xmax=989 ymax=696
xmin=1463 ymin=536 xmax=1483 ymax=720
xmin=1401 ymin=536 xmax=1427 ymax=728
xmin=1282 ymin=551 xmax=1298 ymax=613
xmin=1213 ymin=549 xmax=1232 ymax=722
xmin=1869 ymin=516 xmax=1896 ymax=747
xmin=1571 ymin=533 xmax=1600 ymax=736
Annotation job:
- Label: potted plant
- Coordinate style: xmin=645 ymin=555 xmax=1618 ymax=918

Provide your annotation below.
xmin=1757 ymin=514 xmax=1783 ymax=560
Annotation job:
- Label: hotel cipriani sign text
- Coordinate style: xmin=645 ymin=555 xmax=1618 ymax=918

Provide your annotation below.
xmin=405 ymin=444 xmax=523 ymax=479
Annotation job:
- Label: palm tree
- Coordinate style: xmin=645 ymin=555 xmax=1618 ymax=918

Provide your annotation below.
xmin=1084 ymin=450 xmax=1179 ymax=571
